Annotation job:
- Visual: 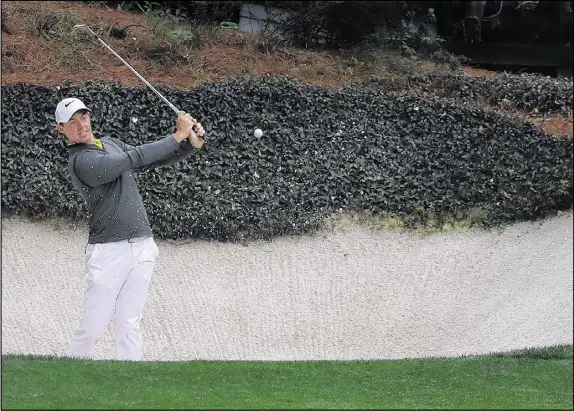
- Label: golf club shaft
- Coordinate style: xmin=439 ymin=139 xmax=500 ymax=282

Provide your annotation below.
xmin=82 ymin=26 xmax=180 ymax=114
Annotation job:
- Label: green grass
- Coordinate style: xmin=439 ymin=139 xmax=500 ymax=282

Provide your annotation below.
xmin=2 ymin=346 xmax=572 ymax=409
xmin=325 ymin=208 xmax=487 ymax=236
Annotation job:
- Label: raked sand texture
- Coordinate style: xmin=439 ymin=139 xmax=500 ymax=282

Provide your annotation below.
xmin=2 ymin=214 xmax=573 ymax=361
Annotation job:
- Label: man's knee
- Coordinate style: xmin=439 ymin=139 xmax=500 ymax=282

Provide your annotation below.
xmin=74 ymin=321 xmax=107 ymax=341
xmin=115 ymin=312 xmax=142 ymax=332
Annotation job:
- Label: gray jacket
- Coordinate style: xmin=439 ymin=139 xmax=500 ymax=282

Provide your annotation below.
xmin=67 ymin=135 xmax=195 ymax=244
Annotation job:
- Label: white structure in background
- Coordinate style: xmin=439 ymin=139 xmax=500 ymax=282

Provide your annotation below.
xmin=239 ymin=2 xmax=290 ymax=34
xmin=400 ymin=7 xmax=438 ymax=39
xmin=238 ymin=2 xmax=329 ymax=44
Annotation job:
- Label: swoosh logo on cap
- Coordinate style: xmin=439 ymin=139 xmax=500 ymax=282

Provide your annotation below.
xmin=64 ymin=100 xmax=75 ymax=107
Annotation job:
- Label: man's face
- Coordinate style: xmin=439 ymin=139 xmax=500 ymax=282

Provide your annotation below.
xmin=56 ymin=110 xmax=94 ymax=144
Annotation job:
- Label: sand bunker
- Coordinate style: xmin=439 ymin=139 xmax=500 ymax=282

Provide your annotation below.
xmin=2 ymin=213 xmax=572 ymax=361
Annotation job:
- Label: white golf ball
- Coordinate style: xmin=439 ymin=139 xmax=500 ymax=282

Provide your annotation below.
xmin=254 ymin=128 xmax=263 ymax=138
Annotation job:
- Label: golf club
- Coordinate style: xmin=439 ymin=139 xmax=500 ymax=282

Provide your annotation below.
xmin=73 ymin=24 xmax=204 ymax=136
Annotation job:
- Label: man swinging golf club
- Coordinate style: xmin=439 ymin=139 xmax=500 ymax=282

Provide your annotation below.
xmin=56 ymin=97 xmax=204 ymax=361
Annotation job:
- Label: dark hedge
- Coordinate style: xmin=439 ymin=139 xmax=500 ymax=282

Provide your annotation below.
xmin=401 ymin=71 xmax=574 ymax=116
xmin=1 ymin=77 xmax=572 ymax=242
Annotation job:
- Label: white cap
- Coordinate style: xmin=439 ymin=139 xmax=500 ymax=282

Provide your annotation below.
xmin=55 ymin=98 xmax=91 ymax=124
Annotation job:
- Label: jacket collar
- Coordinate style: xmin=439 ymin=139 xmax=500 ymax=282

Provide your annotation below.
xmin=67 ymin=138 xmax=104 ymax=151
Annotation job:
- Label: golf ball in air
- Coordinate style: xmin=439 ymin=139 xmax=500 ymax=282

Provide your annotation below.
xmin=254 ymin=128 xmax=263 ymax=138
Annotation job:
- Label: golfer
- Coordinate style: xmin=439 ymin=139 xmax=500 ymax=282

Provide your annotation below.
xmin=55 ymin=97 xmax=204 ymax=361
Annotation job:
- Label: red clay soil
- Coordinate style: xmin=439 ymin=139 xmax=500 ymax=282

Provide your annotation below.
xmin=463 ymin=66 xmax=500 ymax=78
xmin=528 ymin=116 xmax=574 ymax=137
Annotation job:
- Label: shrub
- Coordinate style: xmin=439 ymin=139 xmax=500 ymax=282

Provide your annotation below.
xmin=405 ymin=72 xmax=574 ymax=116
xmin=1 ymin=77 xmax=572 ymax=242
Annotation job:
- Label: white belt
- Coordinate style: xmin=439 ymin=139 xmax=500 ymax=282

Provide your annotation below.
xmin=121 ymin=236 xmax=150 ymax=243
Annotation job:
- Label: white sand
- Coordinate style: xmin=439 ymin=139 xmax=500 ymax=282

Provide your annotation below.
xmin=1 ymin=213 xmax=572 ymax=361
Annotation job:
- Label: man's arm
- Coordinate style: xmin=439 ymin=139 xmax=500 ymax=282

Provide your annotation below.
xmin=74 ymin=135 xmax=180 ymax=187
xmin=110 ymin=113 xmax=204 ymax=171
xmin=111 ymin=137 xmax=197 ymax=171
xmin=74 ymin=111 xmax=201 ymax=187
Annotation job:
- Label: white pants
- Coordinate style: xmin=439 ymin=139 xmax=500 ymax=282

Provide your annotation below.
xmin=67 ymin=236 xmax=159 ymax=361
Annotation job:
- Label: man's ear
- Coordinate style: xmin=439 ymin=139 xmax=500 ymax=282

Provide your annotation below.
xmin=56 ymin=124 xmax=65 ymax=135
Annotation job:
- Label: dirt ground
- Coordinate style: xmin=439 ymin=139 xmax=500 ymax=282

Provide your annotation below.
xmin=463 ymin=67 xmax=500 ymax=78
xmin=1 ymin=1 xmax=371 ymax=89
xmin=527 ymin=116 xmax=573 ymax=137
xmin=1 ymin=1 xmax=572 ymax=137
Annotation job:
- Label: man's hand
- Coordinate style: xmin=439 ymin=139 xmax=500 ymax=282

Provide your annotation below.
xmin=188 ymin=119 xmax=205 ymax=149
xmin=193 ymin=121 xmax=205 ymax=137
xmin=173 ymin=111 xmax=196 ymax=143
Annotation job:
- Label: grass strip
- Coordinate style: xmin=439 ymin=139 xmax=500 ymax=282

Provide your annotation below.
xmin=2 ymin=345 xmax=572 ymax=409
